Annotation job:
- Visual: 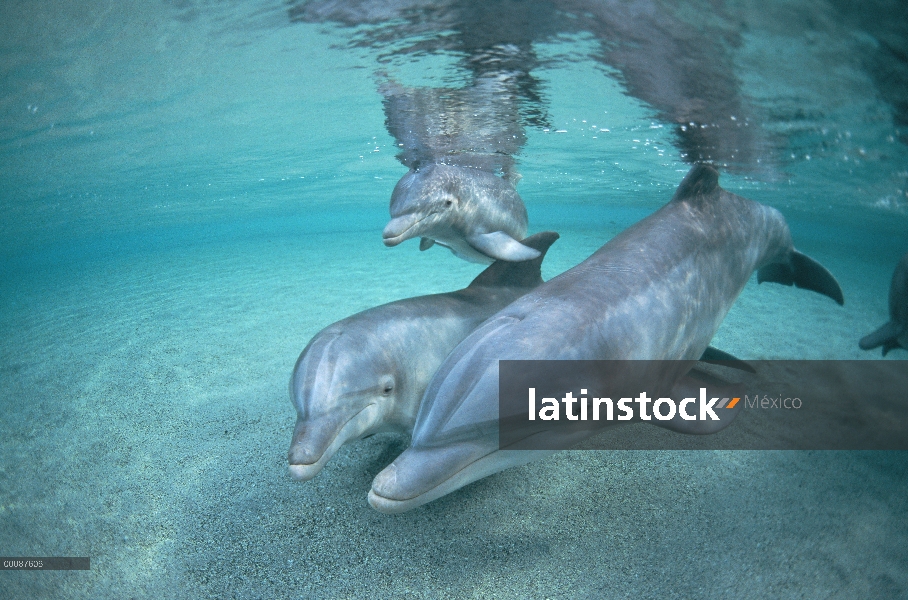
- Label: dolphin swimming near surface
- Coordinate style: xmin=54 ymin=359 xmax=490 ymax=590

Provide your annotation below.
xmin=368 ymin=163 xmax=845 ymax=513
xmin=382 ymin=162 xmax=539 ymax=264
xmin=380 ymin=77 xmax=540 ymax=264
xmin=859 ymin=251 xmax=908 ymax=355
xmin=287 ymin=231 xmax=559 ymax=481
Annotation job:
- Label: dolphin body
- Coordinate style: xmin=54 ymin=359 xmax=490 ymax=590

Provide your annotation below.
xmin=382 ymin=163 xmax=539 ymax=264
xmin=859 ymin=252 xmax=908 ymax=355
xmin=287 ymin=232 xmax=559 ymax=481
xmin=368 ymin=164 xmax=845 ymax=513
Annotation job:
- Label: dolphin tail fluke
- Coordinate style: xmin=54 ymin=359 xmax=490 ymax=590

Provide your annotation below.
xmin=859 ymin=321 xmax=903 ymax=355
xmin=468 ymin=231 xmax=559 ymax=289
xmin=757 ymin=250 xmax=845 ymax=305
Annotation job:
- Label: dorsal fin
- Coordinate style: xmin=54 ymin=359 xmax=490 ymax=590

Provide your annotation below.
xmin=468 ymin=231 xmax=559 ymax=289
xmin=671 ymin=163 xmax=720 ymax=202
xmin=505 ymin=171 xmax=523 ymax=186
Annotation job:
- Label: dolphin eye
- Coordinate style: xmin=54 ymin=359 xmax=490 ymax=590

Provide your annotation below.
xmin=380 ymin=376 xmax=395 ymax=395
xmin=444 ymin=199 xmax=453 ymax=208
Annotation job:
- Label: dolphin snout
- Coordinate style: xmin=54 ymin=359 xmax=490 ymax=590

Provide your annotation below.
xmin=288 ymin=463 xmax=319 ymax=482
xmin=287 ymin=419 xmax=334 ymax=481
xmin=368 ymin=443 xmax=484 ymax=513
xmin=383 ymin=213 xmax=429 ymax=246
xmin=288 ymin=404 xmax=382 ymax=482
xmin=368 ymin=443 xmax=554 ymax=513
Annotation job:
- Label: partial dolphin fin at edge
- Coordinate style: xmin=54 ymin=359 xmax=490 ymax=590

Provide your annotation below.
xmin=859 ymin=321 xmax=904 ymax=356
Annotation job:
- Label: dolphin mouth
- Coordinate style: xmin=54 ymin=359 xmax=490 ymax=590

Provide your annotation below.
xmin=367 ymin=449 xmax=490 ymax=514
xmin=382 ymin=212 xmax=435 ymax=247
xmin=288 ymin=403 xmax=379 ymax=482
xmin=367 ymin=444 xmax=552 ymax=514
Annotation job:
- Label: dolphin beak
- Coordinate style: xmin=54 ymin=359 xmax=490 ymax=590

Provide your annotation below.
xmin=287 ymin=404 xmax=381 ymax=481
xmin=367 ymin=442 xmax=552 ymax=513
xmin=382 ymin=213 xmax=429 ymax=247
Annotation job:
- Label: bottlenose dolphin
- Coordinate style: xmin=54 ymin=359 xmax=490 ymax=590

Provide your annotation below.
xmin=368 ymin=164 xmax=844 ymax=513
xmin=859 ymin=252 xmax=908 ymax=355
xmin=287 ymin=231 xmax=559 ymax=481
xmin=380 ymin=77 xmax=540 ymax=264
xmin=382 ymin=163 xmax=539 ymax=263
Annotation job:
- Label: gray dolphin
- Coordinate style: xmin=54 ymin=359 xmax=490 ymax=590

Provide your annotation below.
xmin=379 ymin=77 xmax=540 ymax=264
xmin=287 ymin=231 xmax=559 ymax=482
xmin=382 ymin=163 xmax=539 ymax=264
xmin=859 ymin=252 xmax=908 ymax=355
xmin=368 ymin=164 xmax=844 ymax=513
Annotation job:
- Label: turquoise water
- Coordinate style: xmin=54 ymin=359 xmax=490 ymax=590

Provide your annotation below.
xmin=2 ymin=0 xmax=907 ymax=597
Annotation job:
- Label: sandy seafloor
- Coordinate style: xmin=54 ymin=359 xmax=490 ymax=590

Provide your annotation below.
xmin=2 ymin=0 xmax=908 ymax=598
xmin=2 ymin=202 xmax=906 ymax=599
